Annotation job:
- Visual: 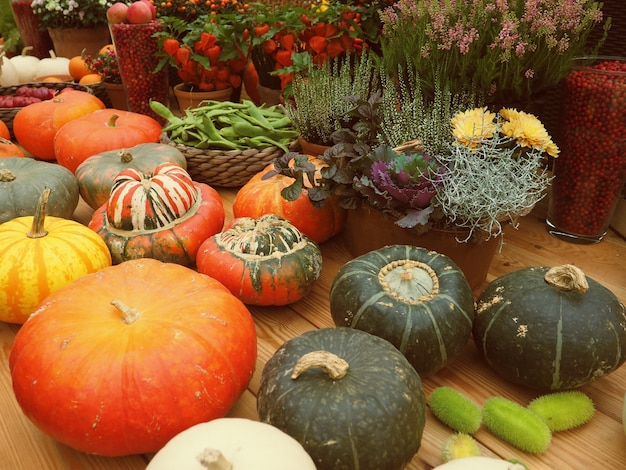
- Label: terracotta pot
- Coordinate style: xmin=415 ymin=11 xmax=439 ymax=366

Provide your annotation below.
xmin=173 ymin=83 xmax=232 ymax=112
xmin=103 ymin=82 xmax=128 ymax=110
xmin=47 ymin=26 xmax=111 ymax=58
xmin=257 ymin=84 xmax=282 ymax=106
xmin=297 ymin=136 xmax=331 ymax=157
xmin=342 ymin=204 xmax=502 ymax=290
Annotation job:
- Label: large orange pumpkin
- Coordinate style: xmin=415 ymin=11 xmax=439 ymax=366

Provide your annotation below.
xmin=9 ymin=258 xmax=258 ymax=456
xmin=0 ymin=189 xmax=111 ymax=324
xmin=0 ymin=119 xmax=10 ymax=139
xmin=13 ymin=89 xmax=105 ymax=160
xmin=54 ymin=109 xmax=163 ymax=173
xmin=0 ymin=137 xmax=25 ymax=158
xmin=233 ymin=156 xmax=347 ymax=244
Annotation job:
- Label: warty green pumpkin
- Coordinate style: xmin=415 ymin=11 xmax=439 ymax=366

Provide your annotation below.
xmin=330 ymin=244 xmax=475 ymax=377
xmin=0 ymin=157 xmax=79 ymax=224
xmin=473 ymin=264 xmax=626 ymax=391
xmin=257 ymin=327 xmax=426 ymax=470
xmin=196 ymin=214 xmax=323 ymax=306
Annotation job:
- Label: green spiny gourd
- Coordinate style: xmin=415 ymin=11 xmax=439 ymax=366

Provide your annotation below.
xmin=482 ymin=397 xmax=552 ymax=454
xmin=441 ymin=433 xmax=481 ymax=462
xmin=429 ymin=387 xmax=482 ymax=434
xmin=527 ymin=391 xmax=595 ymax=432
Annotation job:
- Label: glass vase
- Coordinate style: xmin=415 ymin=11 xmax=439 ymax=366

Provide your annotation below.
xmin=109 ymin=21 xmax=168 ymax=122
xmin=546 ymin=56 xmax=626 ymax=244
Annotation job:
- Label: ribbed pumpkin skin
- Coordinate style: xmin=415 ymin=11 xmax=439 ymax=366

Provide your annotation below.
xmin=473 ymin=266 xmax=626 ymax=391
xmin=257 ymin=327 xmax=426 ymax=470
xmin=233 ymin=158 xmax=347 ymax=244
xmin=196 ymin=214 xmax=323 ymax=306
xmin=54 ymin=108 xmax=163 ymax=173
xmin=9 ymin=259 xmax=257 ymax=456
xmin=330 ymin=245 xmax=474 ymax=377
xmin=0 ymin=157 xmax=79 ymax=224
xmin=75 ymin=143 xmax=188 ymax=210
xmin=0 ymin=216 xmax=112 ymax=323
xmin=88 ymin=165 xmax=225 ymax=266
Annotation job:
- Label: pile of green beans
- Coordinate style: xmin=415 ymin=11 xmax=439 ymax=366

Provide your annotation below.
xmin=150 ymin=99 xmax=299 ymax=153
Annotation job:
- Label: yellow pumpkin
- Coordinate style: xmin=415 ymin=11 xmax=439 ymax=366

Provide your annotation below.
xmin=0 ymin=189 xmax=111 ymax=323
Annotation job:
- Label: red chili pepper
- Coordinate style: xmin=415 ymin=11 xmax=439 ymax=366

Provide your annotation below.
xmin=163 ymin=38 xmax=179 ymax=57
xmin=326 ymin=38 xmax=345 ymax=58
xmin=255 ymin=23 xmax=270 ymax=37
xmin=206 ymin=45 xmax=222 ymax=63
xmin=175 ymin=47 xmax=191 ymax=67
xmin=275 ymin=50 xmax=293 ymax=67
xmin=196 ymin=32 xmax=217 ymax=54
xmin=228 ymin=57 xmax=247 ymax=73
xmin=308 ymin=36 xmax=327 ymax=54
xmin=262 ymin=39 xmax=277 ymax=55
xmin=228 ymin=73 xmax=242 ymax=89
xmin=277 ymin=33 xmax=295 ymax=52
xmin=215 ymin=66 xmax=230 ymax=82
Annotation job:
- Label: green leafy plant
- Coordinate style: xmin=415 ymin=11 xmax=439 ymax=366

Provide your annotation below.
xmin=30 ymin=0 xmax=113 ymax=29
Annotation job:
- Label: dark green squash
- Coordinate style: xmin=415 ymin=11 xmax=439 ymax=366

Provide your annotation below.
xmin=330 ymin=245 xmax=474 ymax=377
xmin=0 ymin=157 xmax=79 ymax=224
xmin=257 ymin=327 xmax=426 ymax=470
xmin=473 ymin=264 xmax=626 ymax=391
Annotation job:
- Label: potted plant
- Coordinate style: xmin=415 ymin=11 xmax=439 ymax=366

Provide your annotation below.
xmin=270 ymin=74 xmax=559 ymax=288
xmin=83 ymin=46 xmax=126 ymax=110
xmin=155 ymin=7 xmax=251 ymax=109
xmin=30 ymin=0 xmax=113 ymax=57
xmin=285 ymin=48 xmax=380 ymax=151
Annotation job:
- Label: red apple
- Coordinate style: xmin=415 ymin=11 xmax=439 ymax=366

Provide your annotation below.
xmin=141 ymin=0 xmax=157 ymax=20
xmin=126 ymin=1 xmax=153 ymax=24
xmin=106 ymin=2 xmax=128 ymax=24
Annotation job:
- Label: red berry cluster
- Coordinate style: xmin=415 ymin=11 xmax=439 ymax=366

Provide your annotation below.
xmin=549 ymin=60 xmax=626 ymax=238
xmin=110 ymin=21 xmax=169 ymax=121
xmin=0 ymin=86 xmax=56 ymax=108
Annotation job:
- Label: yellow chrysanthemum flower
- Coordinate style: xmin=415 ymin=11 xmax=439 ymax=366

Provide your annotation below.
xmin=500 ymin=109 xmax=559 ymax=157
xmin=451 ymin=107 xmax=497 ymax=149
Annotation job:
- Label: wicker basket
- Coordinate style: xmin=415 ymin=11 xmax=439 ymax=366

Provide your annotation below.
xmin=162 ymin=134 xmax=299 ymax=187
xmin=0 ymin=81 xmax=93 ymax=138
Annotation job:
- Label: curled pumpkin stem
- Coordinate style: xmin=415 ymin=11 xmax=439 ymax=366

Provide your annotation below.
xmin=544 ymin=264 xmax=588 ymax=293
xmin=27 ymin=187 xmax=51 ymax=239
xmin=110 ymin=299 xmax=140 ymax=324
xmin=196 ymin=448 xmax=233 ymax=470
xmin=291 ymin=350 xmax=349 ymax=380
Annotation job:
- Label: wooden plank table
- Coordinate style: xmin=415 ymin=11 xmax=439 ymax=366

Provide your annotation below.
xmin=1 ymin=189 xmax=625 ymax=470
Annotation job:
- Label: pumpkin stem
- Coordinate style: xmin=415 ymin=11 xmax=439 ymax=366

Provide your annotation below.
xmin=119 ymin=149 xmax=133 ymax=163
xmin=26 ymin=188 xmax=51 ymax=239
xmin=291 ymin=350 xmax=349 ymax=380
xmin=196 ymin=448 xmax=233 ymax=470
xmin=110 ymin=299 xmax=141 ymax=324
xmin=0 ymin=168 xmax=16 ymax=182
xmin=106 ymin=113 xmax=120 ymax=127
xmin=544 ymin=265 xmax=589 ymax=293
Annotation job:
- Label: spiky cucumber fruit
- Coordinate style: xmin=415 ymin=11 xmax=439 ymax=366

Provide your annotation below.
xmin=429 ymin=387 xmax=482 ymax=434
xmin=528 ymin=391 xmax=595 ymax=432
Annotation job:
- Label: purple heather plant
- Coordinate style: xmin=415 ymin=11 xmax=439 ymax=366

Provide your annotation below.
xmin=378 ymin=0 xmax=608 ymax=103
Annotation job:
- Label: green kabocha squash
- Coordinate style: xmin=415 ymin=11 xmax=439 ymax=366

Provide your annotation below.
xmin=257 ymin=327 xmax=426 ymax=470
xmin=0 ymin=157 xmax=79 ymax=224
xmin=75 ymin=143 xmax=188 ymax=210
xmin=473 ymin=264 xmax=626 ymax=391
xmin=330 ymin=245 xmax=474 ymax=377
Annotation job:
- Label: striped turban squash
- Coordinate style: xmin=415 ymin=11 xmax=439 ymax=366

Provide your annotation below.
xmin=88 ymin=163 xmax=225 ymax=266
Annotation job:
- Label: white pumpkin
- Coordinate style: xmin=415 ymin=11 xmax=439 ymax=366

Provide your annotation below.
xmin=34 ymin=50 xmax=70 ymax=78
xmin=146 ymin=418 xmax=317 ymax=470
xmin=0 ymin=50 xmax=20 ymax=87
xmin=9 ymin=47 xmax=41 ymax=83
xmin=434 ymin=456 xmax=526 ymax=470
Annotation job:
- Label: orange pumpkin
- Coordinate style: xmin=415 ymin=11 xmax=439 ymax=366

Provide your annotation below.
xmin=0 ymin=119 xmax=10 ymax=139
xmin=0 ymin=137 xmax=25 ymax=158
xmin=13 ymin=89 xmax=105 ymax=160
xmin=54 ymin=109 xmax=163 ymax=173
xmin=9 ymin=258 xmax=257 ymax=456
xmin=233 ymin=156 xmax=347 ymax=243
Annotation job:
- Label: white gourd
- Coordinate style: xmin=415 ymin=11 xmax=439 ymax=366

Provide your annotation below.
xmin=146 ymin=418 xmax=316 ymax=470
xmin=9 ymin=47 xmax=41 ymax=83
xmin=0 ymin=49 xmax=20 ymax=87
xmin=34 ymin=50 xmax=70 ymax=78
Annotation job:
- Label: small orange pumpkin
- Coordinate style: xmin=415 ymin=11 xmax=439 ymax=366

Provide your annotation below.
xmin=233 ymin=155 xmax=346 ymax=244
xmin=54 ymin=109 xmax=163 ymax=173
xmin=13 ymin=89 xmax=105 ymax=160
xmin=0 ymin=137 xmax=25 ymax=158
xmin=0 ymin=119 xmax=10 ymax=140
